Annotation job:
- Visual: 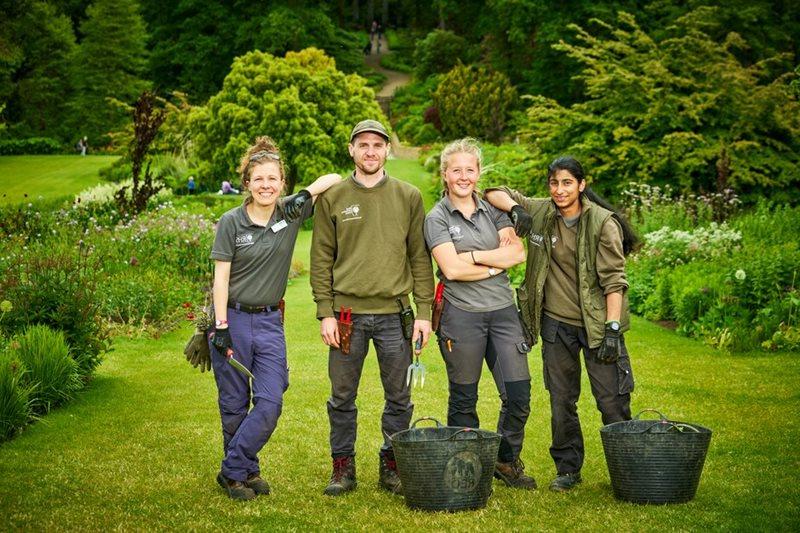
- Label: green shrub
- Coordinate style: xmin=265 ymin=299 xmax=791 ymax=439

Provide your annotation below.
xmin=98 ymin=269 xmax=197 ymax=327
xmin=413 ymin=30 xmax=478 ymax=78
xmin=391 ymin=77 xmax=441 ymax=145
xmin=14 ymin=326 xmax=81 ymax=415
xmin=0 ymin=243 xmax=110 ymax=378
xmin=433 ymin=64 xmax=517 ymax=142
xmin=380 ymin=52 xmax=413 ymax=73
xmin=0 ymin=137 xmax=63 ymax=155
xmin=0 ymin=351 xmax=32 ymax=442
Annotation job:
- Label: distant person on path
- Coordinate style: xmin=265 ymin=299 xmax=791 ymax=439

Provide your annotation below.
xmin=187 ymin=176 xmax=196 ymax=195
xmin=424 ymin=138 xmax=536 ymax=490
xmin=363 ymin=39 xmax=371 ymax=55
xmin=370 ymin=20 xmax=378 ymax=40
xmin=77 ymin=136 xmax=87 ymax=156
xmin=484 ymin=156 xmax=638 ymax=493
xmin=209 ymin=136 xmax=341 ymax=500
xmin=219 ymin=180 xmax=239 ymax=195
xmin=311 ymin=119 xmax=434 ymax=496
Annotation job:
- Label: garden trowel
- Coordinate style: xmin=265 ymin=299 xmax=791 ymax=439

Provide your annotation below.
xmin=226 ymin=348 xmax=254 ymax=381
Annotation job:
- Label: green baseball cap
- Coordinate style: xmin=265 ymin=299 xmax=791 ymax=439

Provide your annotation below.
xmin=349 ymin=119 xmax=389 ymax=142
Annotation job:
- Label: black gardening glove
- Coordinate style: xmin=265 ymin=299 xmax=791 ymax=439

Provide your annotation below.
xmin=595 ymin=321 xmax=621 ymax=364
xmin=211 ymin=327 xmax=233 ymax=354
xmin=284 ymin=189 xmax=311 ymax=222
xmin=184 ymin=330 xmax=212 ymax=372
xmin=510 ymin=205 xmax=533 ymax=238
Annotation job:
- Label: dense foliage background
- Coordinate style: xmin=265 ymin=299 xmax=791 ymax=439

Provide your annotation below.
xmin=0 ymin=0 xmax=798 ymax=441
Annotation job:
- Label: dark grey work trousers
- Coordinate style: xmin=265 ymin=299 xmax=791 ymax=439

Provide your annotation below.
xmin=327 ymin=313 xmax=413 ymax=458
xmin=540 ymin=314 xmax=634 ymax=475
xmin=437 ymin=303 xmax=532 ymax=463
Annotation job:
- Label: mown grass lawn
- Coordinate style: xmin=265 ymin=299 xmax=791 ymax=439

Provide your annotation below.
xmin=0 ymin=155 xmax=119 ymax=205
xmin=1 ymin=156 xmax=799 ymax=530
xmin=1 ymin=235 xmax=799 ymax=531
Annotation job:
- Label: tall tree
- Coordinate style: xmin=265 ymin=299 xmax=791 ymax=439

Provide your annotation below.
xmin=0 ymin=0 xmax=76 ymax=141
xmin=68 ymin=0 xmax=150 ymax=147
xmin=520 ymin=8 xmax=800 ymax=201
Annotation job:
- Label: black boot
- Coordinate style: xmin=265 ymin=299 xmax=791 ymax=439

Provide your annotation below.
xmin=323 ymin=456 xmax=357 ymax=496
xmin=378 ymin=450 xmax=402 ymax=494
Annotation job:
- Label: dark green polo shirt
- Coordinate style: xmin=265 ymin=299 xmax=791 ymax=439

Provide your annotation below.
xmin=211 ymin=194 xmax=312 ymax=307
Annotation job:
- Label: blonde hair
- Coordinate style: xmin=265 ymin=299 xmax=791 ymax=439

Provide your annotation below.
xmin=237 ymin=136 xmax=286 ymax=191
xmin=439 ymin=137 xmax=482 ymax=193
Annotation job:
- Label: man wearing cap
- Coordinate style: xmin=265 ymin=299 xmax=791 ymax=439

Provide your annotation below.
xmin=311 ymin=119 xmax=435 ymax=496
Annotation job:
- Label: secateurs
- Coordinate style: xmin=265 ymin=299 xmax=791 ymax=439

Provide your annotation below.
xmin=337 ymin=306 xmax=353 ymax=355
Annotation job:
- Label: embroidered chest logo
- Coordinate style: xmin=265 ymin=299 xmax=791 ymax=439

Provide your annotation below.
xmin=341 ymin=204 xmax=362 ymax=221
xmin=448 ymin=225 xmax=463 ymax=241
xmin=551 ymin=235 xmax=559 ymax=245
xmin=529 ymin=233 xmax=544 ymax=247
xmin=235 ymin=233 xmax=254 ymax=247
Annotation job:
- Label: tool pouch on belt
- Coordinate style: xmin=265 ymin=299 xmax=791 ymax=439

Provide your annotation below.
xmin=337 ymin=306 xmax=353 ymax=354
xmin=431 ymin=281 xmax=445 ymax=332
xmin=397 ymin=298 xmax=414 ymax=340
xmin=278 ymin=299 xmax=285 ymax=325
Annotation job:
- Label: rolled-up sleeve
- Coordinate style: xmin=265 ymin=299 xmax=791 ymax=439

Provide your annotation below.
xmin=596 ymin=218 xmax=628 ymax=295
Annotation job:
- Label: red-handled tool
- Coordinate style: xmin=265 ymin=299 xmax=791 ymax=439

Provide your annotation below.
xmin=226 ymin=348 xmax=255 ymax=380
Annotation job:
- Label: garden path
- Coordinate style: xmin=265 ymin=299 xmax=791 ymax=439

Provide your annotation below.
xmin=364 ymin=34 xmax=420 ymax=159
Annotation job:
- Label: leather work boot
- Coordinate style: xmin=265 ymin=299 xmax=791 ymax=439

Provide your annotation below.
xmin=378 ymin=451 xmax=402 ymax=494
xmin=217 ymin=472 xmax=257 ymax=501
xmin=549 ymin=472 xmax=582 ymax=492
xmin=494 ymin=458 xmax=537 ymax=490
xmin=245 ymin=473 xmax=271 ymax=495
xmin=323 ymin=456 xmax=357 ymax=496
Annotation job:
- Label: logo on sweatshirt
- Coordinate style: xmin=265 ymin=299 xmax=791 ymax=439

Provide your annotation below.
xmin=448 ymin=225 xmax=463 ymax=241
xmin=529 ymin=233 xmax=544 ymax=247
xmin=235 ymin=233 xmax=254 ymax=247
xmin=341 ymin=204 xmax=361 ymax=222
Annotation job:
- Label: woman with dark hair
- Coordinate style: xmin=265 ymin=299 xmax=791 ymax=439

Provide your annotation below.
xmin=208 ymin=136 xmax=341 ymax=500
xmin=485 ymin=156 xmax=638 ymax=493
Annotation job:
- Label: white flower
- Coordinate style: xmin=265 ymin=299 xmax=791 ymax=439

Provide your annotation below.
xmin=734 ymin=269 xmax=746 ymax=281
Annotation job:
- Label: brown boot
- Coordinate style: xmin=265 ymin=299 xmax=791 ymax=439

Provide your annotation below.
xmin=378 ymin=451 xmax=402 ymax=494
xmin=245 ymin=473 xmax=271 ymax=495
xmin=323 ymin=456 xmax=357 ymax=496
xmin=494 ymin=458 xmax=537 ymax=490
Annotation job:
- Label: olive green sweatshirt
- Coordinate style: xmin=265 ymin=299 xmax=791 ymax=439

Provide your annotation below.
xmin=310 ymin=172 xmax=434 ymax=320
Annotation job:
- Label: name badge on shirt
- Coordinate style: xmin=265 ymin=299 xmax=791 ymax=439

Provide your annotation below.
xmin=271 ymin=219 xmax=288 ymax=233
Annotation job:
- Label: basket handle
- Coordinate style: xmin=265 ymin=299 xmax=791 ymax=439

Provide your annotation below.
xmin=633 ymin=409 xmax=668 ymax=421
xmin=668 ymin=423 xmax=701 ymax=433
xmin=448 ymin=428 xmax=483 ymax=441
xmin=410 ymin=417 xmax=443 ymax=429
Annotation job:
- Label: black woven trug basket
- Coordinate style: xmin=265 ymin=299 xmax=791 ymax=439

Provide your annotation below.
xmin=391 ymin=417 xmax=500 ymax=512
xmin=600 ymin=409 xmax=712 ymax=504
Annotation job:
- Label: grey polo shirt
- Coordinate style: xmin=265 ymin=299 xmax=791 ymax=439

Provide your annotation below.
xmin=210 ymin=193 xmax=312 ymax=307
xmin=424 ymin=194 xmax=515 ymax=313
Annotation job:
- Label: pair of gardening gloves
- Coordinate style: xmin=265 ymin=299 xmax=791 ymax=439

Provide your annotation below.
xmin=184 ymin=329 xmax=211 ymax=372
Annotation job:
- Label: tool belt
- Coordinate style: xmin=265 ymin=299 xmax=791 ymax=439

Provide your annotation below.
xmin=229 ymin=299 xmax=286 ymax=324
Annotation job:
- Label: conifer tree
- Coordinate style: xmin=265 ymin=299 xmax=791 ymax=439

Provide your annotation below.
xmin=69 ymin=0 xmax=150 ymax=147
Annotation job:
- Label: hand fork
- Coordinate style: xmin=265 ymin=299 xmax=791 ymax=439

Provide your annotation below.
xmin=405 ymin=338 xmax=426 ymax=388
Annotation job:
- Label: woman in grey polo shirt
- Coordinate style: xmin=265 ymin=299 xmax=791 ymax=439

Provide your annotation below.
xmin=423 ymin=138 xmax=536 ymax=490
xmin=208 ymin=136 xmax=341 ymax=500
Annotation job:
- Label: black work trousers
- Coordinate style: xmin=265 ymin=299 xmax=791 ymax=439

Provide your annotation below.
xmin=438 ymin=303 xmax=532 ymax=463
xmin=540 ymin=314 xmax=634 ymax=475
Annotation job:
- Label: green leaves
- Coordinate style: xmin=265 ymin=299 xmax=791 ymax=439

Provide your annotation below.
xmin=191 ymin=48 xmax=384 ymax=192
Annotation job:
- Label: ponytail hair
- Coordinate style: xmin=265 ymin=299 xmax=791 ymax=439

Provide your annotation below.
xmin=547 ymin=156 xmax=640 ymax=256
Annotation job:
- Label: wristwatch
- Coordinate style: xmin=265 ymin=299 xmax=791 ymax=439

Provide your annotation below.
xmin=606 ymin=320 xmax=620 ymax=332
xmin=488 ymin=268 xmax=497 ymax=276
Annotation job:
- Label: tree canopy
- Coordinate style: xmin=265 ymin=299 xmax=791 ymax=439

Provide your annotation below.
xmin=189 ymin=48 xmax=385 ymax=192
